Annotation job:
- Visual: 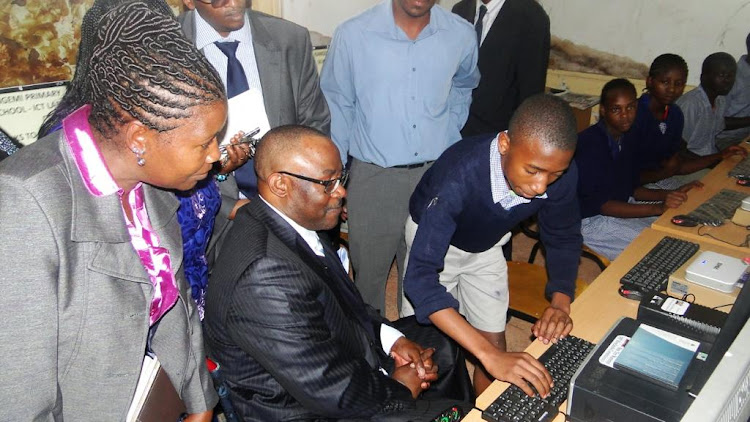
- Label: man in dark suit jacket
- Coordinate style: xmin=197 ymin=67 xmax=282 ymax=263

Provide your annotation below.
xmin=179 ymin=1 xmax=330 ymax=261
xmin=453 ymin=0 xmax=550 ymax=136
xmin=203 ymin=125 xmax=472 ymax=421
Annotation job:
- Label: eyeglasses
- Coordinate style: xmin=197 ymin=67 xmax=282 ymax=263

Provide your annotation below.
xmin=193 ymin=0 xmax=230 ymax=8
xmin=278 ymin=169 xmax=349 ymax=195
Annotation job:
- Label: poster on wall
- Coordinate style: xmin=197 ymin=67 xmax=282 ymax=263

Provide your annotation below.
xmin=0 ymin=0 xmax=184 ymax=143
xmin=0 ymin=82 xmax=68 ymax=145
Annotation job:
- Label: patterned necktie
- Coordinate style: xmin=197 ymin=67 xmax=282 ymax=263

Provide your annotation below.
xmin=215 ymin=41 xmax=257 ymax=197
xmin=475 ymin=4 xmax=488 ymax=46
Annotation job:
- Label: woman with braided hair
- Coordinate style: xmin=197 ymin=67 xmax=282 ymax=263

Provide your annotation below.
xmin=0 ymin=1 xmax=228 ymax=420
xmin=39 ymin=0 xmax=251 ymax=321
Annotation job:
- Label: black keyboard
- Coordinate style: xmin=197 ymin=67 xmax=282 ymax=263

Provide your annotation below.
xmin=619 ymin=236 xmax=699 ymax=293
xmin=481 ymin=336 xmax=595 ymax=422
xmin=687 ymin=189 xmax=746 ymax=226
xmin=729 ymin=156 xmax=750 ymax=178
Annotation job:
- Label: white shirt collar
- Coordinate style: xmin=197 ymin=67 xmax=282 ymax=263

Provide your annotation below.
xmin=475 ymin=0 xmax=506 ymax=45
xmin=260 ymin=196 xmax=325 ymax=257
xmin=194 ymin=9 xmax=253 ymax=50
xmin=475 ymin=0 xmax=506 ymax=17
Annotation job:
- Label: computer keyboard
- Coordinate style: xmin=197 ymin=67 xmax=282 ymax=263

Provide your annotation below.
xmin=686 ymin=189 xmax=746 ymax=226
xmin=619 ymin=236 xmax=699 ymax=293
xmin=482 ymin=336 xmax=595 ymax=422
xmin=729 ymin=156 xmax=750 ymax=178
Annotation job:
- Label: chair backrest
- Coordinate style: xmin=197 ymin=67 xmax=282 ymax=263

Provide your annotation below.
xmin=506 ymin=260 xmax=589 ymax=322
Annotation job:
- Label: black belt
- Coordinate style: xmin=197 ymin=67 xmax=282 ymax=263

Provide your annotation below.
xmin=392 ymin=161 xmax=433 ymax=169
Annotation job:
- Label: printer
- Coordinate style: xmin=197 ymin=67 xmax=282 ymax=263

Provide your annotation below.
xmin=567 ymin=318 xmax=701 ymax=422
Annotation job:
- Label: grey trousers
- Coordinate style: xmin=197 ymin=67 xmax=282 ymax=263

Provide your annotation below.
xmin=346 ymin=159 xmax=431 ymax=316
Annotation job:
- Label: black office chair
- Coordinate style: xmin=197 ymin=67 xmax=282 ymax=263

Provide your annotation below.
xmin=519 ymin=217 xmax=610 ymax=271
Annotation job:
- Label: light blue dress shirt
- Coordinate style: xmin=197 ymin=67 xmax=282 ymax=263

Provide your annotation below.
xmin=320 ymin=1 xmax=480 ymax=167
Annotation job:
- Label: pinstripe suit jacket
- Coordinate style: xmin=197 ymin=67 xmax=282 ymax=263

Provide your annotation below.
xmin=203 ymin=199 xmax=415 ymax=421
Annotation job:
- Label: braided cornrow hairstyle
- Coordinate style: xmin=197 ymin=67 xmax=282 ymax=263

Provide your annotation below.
xmin=648 ymin=53 xmax=689 ymax=80
xmin=39 ymin=0 xmax=225 ymax=138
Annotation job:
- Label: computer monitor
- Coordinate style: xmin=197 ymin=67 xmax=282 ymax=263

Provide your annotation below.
xmin=681 ymin=281 xmax=750 ymax=421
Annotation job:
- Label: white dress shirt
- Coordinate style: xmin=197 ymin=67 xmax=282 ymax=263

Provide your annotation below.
xmin=475 ymin=0 xmax=507 ymax=46
xmin=194 ymin=11 xmax=271 ymax=199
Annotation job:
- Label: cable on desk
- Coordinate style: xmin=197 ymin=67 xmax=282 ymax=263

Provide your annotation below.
xmin=712 ymin=303 xmax=734 ymax=310
xmin=696 ymin=223 xmax=750 ymax=248
xmin=681 ymin=293 xmax=696 ymax=304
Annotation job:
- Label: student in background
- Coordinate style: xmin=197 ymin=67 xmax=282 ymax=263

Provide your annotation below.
xmin=718 ymin=33 xmax=750 ymax=149
xmin=635 ymin=53 xmax=745 ymax=189
xmin=676 ymin=52 xmax=741 ymax=156
xmin=576 ymin=79 xmax=701 ymax=261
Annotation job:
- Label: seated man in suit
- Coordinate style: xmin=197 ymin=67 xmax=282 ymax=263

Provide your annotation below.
xmin=203 ymin=125 xmax=472 ymax=421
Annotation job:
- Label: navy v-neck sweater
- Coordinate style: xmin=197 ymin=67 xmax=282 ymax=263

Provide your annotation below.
xmin=405 ymin=134 xmax=582 ymax=324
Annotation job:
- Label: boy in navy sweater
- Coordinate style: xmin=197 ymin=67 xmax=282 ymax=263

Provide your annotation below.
xmin=402 ymin=94 xmax=580 ymax=396
xmin=576 ymin=79 xmax=700 ymax=261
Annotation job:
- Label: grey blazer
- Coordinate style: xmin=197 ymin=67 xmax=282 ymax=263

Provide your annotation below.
xmin=0 ymin=132 xmax=217 ymax=420
xmin=179 ymin=9 xmax=331 ymax=264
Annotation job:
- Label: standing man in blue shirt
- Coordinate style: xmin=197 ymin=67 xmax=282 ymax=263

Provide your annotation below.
xmin=320 ymin=0 xmax=480 ymax=315
xmin=403 ymin=95 xmax=581 ymax=395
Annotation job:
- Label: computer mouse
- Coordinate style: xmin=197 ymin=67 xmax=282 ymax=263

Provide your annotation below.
xmin=671 ymin=214 xmax=699 ymax=227
xmin=618 ymin=286 xmax=643 ymax=301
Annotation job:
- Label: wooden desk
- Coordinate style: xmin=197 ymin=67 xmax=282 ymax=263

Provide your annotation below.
xmin=651 ymin=153 xmax=750 ymax=253
xmin=461 ymin=228 xmax=739 ymax=421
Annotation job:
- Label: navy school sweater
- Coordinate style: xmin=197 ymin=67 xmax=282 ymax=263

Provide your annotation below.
xmin=404 ymin=134 xmax=582 ymax=324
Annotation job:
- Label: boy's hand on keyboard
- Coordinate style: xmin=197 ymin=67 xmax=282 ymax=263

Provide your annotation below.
xmin=485 ymin=351 xmax=553 ymax=398
xmin=533 ymin=293 xmax=573 ymax=344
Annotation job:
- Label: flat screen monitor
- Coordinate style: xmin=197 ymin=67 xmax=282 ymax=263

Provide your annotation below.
xmin=681 ymin=281 xmax=750 ymax=421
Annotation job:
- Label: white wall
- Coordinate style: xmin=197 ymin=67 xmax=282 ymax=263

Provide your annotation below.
xmin=282 ymin=0 xmax=749 ymax=86
xmin=538 ymin=0 xmax=749 ymax=85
